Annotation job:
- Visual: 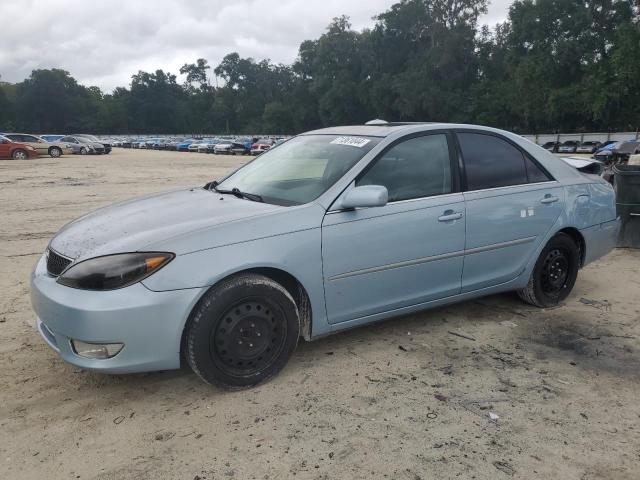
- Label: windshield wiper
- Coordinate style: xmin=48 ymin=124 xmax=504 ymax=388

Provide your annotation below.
xmin=204 ymin=181 xmax=263 ymax=203
xmin=216 ymin=186 xmax=264 ymax=203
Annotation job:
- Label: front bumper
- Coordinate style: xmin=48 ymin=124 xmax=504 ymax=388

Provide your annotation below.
xmin=30 ymin=254 xmax=205 ymax=373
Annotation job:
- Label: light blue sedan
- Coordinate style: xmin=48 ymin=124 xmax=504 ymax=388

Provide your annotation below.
xmin=31 ymin=123 xmax=620 ymax=388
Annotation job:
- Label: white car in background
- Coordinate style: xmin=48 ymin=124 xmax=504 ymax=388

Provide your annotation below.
xmin=213 ymin=140 xmax=234 ymax=154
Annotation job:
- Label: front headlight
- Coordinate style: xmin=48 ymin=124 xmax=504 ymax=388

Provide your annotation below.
xmin=57 ymin=252 xmax=174 ymax=290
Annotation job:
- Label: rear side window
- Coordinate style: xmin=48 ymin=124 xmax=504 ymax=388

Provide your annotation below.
xmin=459 ymin=133 xmax=534 ymax=190
xmin=357 ymin=134 xmax=452 ymax=202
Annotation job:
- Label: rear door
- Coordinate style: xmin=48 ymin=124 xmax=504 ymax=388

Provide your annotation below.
xmin=322 ymin=132 xmax=466 ymax=324
xmin=457 ymin=131 xmax=563 ymax=292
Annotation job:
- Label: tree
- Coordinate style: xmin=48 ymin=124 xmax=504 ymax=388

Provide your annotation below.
xmin=180 ymin=58 xmax=211 ymax=89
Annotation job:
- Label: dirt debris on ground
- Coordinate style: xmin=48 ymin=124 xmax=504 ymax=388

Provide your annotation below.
xmin=1 ymin=149 xmax=639 ymax=480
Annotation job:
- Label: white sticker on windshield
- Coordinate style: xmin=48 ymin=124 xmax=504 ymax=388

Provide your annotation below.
xmin=330 ymin=136 xmax=371 ymax=148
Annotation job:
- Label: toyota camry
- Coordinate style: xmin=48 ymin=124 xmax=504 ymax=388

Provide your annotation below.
xmin=31 ymin=122 xmax=619 ymax=388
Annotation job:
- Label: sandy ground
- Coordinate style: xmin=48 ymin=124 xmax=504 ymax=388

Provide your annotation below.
xmin=0 ymin=148 xmax=639 ymax=480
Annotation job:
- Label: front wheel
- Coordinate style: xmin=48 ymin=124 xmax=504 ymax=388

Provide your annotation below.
xmin=12 ymin=149 xmax=28 ymax=160
xmin=49 ymin=147 xmax=62 ymax=158
xmin=80 ymin=147 xmax=88 ymax=155
xmin=517 ymin=233 xmax=580 ymax=308
xmin=185 ymin=274 xmax=300 ymax=388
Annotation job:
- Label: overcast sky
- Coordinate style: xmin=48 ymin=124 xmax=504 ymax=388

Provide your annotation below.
xmin=0 ymin=0 xmax=512 ymax=92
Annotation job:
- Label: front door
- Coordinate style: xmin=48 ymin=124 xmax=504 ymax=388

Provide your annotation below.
xmin=322 ymin=132 xmax=466 ymax=324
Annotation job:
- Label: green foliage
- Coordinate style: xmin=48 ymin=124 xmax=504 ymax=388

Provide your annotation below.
xmin=0 ymin=0 xmax=638 ymax=134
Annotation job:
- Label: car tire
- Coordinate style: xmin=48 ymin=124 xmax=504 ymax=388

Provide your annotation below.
xmin=517 ymin=233 xmax=580 ymax=308
xmin=185 ymin=273 xmax=300 ymax=389
xmin=80 ymin=147 xmax=88 ymax=155
xmin=49 ymin=147 xmax=62 ymax=158
xmin=12 ymin=149 xmax=28 ymax=160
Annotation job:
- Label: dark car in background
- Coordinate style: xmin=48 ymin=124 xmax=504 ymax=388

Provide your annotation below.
xmin=541 ymin=141 xmax=560 ymax=153
xmin=231 ymin=137 xmax=252 ymax=155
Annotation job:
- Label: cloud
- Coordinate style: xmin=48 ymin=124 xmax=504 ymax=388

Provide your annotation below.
xmin=0 ymin=0 xmax=511 ymax=91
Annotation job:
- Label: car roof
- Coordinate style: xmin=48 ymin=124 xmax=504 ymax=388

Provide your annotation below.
xmin=302 ymin=122 xmax=534 ymax=138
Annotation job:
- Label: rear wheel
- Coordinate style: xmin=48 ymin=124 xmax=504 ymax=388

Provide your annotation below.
xmin=80 ymin=147 xmax=88 ymax=155
xmin=517 ymin=233 xmax=580 ymax=308
xmin=185 ymin=274 xmax=300 ymax=388
xmin=49 ymin=147 xmax=62 ymax=158
xmin=12 ymin=149 xmax=28 ymax=160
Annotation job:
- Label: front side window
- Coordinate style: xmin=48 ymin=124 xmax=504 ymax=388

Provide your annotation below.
xmin=458 ymin=133 xmax=529 ymax=190
xmin=216 ymin=134 xmax=381 ymax=206
xmin=356 ymin=134 xmax=452 ymax=202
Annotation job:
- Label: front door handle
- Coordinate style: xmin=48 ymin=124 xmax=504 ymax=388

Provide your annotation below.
xmin=540 ymin=195 xmax=559 ymax=204
xmin=438 ymin=210 xmax=463 ymax=222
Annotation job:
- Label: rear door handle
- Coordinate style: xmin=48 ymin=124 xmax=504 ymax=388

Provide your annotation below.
xmin=540 ymin=195 xmax=559 ymax=204
xmin=438 ymin=211 xmax=463 ymax=222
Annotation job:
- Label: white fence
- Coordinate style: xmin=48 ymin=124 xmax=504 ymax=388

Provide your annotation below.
xmin=523 ymin=131 xmax=639 ymax=144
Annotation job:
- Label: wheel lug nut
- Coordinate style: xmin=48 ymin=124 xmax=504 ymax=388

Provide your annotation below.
xmin=238 ymin=340 xmax=243 ymax=345
xmin=251 ymin=323 xmax=255 ymax=328
xmin=249 ymin=343 xmax=253 ymax=348
xmin=257 ymin=332 xmax=261 ymax=337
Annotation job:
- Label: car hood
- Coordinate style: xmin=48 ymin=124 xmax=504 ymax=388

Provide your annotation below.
xmin=50 ymin=187 xmax=283 ymax=260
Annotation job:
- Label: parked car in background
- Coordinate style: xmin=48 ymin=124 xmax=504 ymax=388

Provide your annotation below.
xmin=195 ymin=138 xmax=219 ymax=153
xmin=204 ymin=139 xmax=224 ymax=153
xmin=594 ymin=141 xmax=640 ymax=163
xmin=576 ymin=141 xmax=601 ymax=154
xmin=541 ymin=141 xmax=560 ymax=153
xmin=213 ymin=140 xmax=234 ymax=154
xmin=250 ymin=138 xmax=275 ymax=155
xmin=41 ymin=134 xmax=64 ymax=143
xmin=1 ymin=133 xmax=72 ymax=158
xmin=188 ymin=141 xmax=205 ymax=152
xmin=557 ymin=140 xmax=579 ymax=153
xmin=59 ymin=136 xmax=104 ymax=155
xmin=231 ymin=137 xmax=252 ymax=155
xmin=73 ymin=134 xmax=112 ymax=154
xmin=0 ymin=135 xmax=38 ymax=159
xmin=176 ymin=139 xmax=196 ymax=152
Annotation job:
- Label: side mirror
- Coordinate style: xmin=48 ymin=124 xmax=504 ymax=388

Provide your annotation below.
xmin=339 ymin=185 xmax=388 ymax=210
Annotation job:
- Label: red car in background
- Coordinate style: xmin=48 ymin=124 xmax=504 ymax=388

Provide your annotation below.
xmin=250 ymin=138 xmax=275 ymax=155
xmin=0 ymin=135 xmax=38 ymax=160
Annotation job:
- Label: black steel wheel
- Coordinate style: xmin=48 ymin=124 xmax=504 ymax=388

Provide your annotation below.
xmin=211 ymin=299 xmax=288 ymax=376
xmin=185 ymin=273 xmax=300 ymax=388
xmin=517 ymin=233 xmax=580 ymax=308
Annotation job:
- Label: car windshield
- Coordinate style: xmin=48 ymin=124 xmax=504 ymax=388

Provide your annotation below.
xmin=216 ymin=134 xmax=381 ymax=206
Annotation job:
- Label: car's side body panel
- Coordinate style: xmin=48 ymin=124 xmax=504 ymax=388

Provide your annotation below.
xmin=321 ymin=193 xmax=466 ymax=324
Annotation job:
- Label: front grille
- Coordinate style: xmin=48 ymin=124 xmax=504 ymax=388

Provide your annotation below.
xmin=46 ymin=249 xmax=73 ymax=276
